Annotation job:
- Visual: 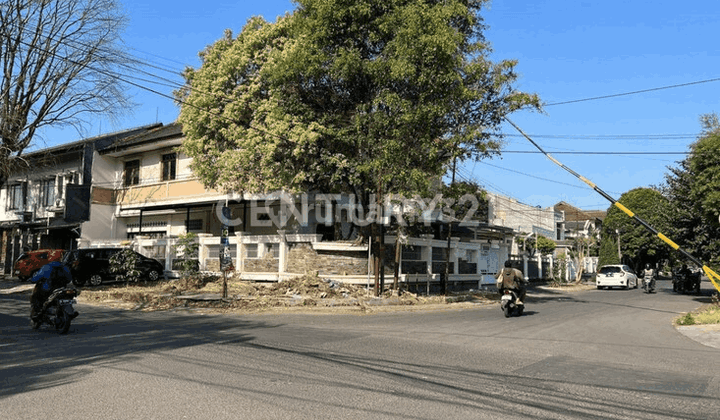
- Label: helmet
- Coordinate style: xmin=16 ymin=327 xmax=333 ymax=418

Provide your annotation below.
xmin=504 ymin=260 xmax=512 ymax=268
xmin=645 ymin=263 xmax=650 ymax=269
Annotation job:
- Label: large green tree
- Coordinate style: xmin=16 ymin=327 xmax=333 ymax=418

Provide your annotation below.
xmin=601 ymin=188 xmax=673 ymax=272
xmin=177 ymin=0 xmax=539 ymax=201
xmin=662 ymin=113 xmax=720 ymax=268
xmin=176 ymin=0 xmax=540 ymax=292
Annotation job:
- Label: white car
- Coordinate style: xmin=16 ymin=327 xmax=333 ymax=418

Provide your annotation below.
xmin=596 ymin=265 xmax=638 ymax=290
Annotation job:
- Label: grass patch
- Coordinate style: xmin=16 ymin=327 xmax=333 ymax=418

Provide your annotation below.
xmin=675 ymin=295 xmax=720 ymax=325
xmin=692 ymin=306 xmax=720 ymax=324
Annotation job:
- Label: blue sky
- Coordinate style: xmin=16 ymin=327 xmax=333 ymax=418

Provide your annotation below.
xmin=38 ymin=0 xmax=719 ymax=211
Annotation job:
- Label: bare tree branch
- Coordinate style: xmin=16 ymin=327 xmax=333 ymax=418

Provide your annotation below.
xmin=0 ymin=0 xmax=133 ymax=183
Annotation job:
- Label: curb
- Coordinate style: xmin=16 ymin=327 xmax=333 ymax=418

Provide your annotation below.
xmin=676 ymin=324 xmax=720 ymax=350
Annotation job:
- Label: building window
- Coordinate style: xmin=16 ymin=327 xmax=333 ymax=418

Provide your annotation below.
xmin=39 ymin=179 xmax=56 ymax=207
xmin=162 ymin=153 xmax=177 ymax=181
xmin=432 ymin=247 xmax=447 ymax=261
xmin=7 ymin=183 xmax=24 ymax=210
xmin=124 ymin=160 xmax=140 ymax=186
xmin=186 ymin=219 xmax=203 ymax=231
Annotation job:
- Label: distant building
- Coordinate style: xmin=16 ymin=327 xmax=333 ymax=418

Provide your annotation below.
xmin=554 ymin=201 xmax=605 ymax=242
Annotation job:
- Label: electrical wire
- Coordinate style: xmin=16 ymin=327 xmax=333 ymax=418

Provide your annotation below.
xmin=500 ymin=133 xmax=698 ymax=140
xmin=545 ymin=77 xmax=720 ymax=106
xmin=500 ymin=151 xmax=689 ymax=155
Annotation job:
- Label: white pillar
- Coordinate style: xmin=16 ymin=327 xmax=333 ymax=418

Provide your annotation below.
xmin=197 ymin=233 xmax=212 ymax=271
xmin=235 ymin=231 xmax=245 ymax=273
xmin=278 ymin=229 xmax=287 ymax=277
xmin=450 ymin=238 xmax=459 ymax=275
xmin=537 ymin=254 xmax=542 ymax=279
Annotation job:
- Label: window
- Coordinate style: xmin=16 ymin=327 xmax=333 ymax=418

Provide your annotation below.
xmin=162 ymin=153 xmax=177 ymax=181
xmin=185 ymin=219 xmax=203 ymax=231
xmin=7 ymin=184 xmax=24 ymax=210
xmin=39 ymin=179 xmax=56 ymax=207
xmin=124 ymin=160 xmax=140 ymax=186
xmin=432 ymin=247 xmax=447 ymax=261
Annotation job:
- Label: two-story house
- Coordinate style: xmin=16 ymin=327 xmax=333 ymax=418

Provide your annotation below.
xmin=0 ymin=125 xmax=161 ymax=275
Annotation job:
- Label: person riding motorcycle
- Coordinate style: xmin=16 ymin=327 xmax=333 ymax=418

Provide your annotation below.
xmin=642 ymin=263 xmax=655 ymax=290
xmin=496 ymin=260 xmax=527 ymax=305
xmin=30 ymin=261 xmax=76 ymax=322
xmin=677 ymin=264 xmax=692 ymax=277
xmin=676 ymin=263 xmax=698 ymax=292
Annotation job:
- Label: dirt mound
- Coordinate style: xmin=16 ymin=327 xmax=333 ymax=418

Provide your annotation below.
xmin=76 ymin=274 xmax=498 ymax=314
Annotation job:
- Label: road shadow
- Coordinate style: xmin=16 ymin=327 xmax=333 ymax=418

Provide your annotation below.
xmin=0 ymin=294 xmax=272 ymax=400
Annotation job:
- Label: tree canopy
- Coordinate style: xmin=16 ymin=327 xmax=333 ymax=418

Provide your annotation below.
xmin=601 ymin=188 xmax=673 ymax=270
xmin=176 ymin=0 xmax=540 ymax=203
xmin=662 ymin=113 xmax=720 ymax=267
xmin=0 ymin=0 xmax=131 ymax=185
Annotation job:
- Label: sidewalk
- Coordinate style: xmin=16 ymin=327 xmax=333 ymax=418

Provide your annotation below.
xmin=676 ymin=324 xmax=720 ymax=350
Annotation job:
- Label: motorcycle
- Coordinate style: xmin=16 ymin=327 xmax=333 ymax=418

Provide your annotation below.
xmin=500 ymin=288 xmax=524 ymax=317
xmin=31 ymin=286 xmax=79 ymax=334
xmin=643 ymin=273 xmax=656 ymax=294
xmin=673 ymin=272 xmax=701 ymax=295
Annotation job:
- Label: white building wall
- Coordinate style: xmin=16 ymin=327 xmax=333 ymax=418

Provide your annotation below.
xmin=487 ymin=192 xmax=560 ymax=240
xmin=83 ymin=204 xmax=117 ymax=241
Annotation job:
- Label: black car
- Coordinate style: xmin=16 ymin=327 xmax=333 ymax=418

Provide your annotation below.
xmin=63 ymin=247 xmax=166 ymax=286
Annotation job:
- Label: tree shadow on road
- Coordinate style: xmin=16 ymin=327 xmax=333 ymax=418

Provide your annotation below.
xmin=0 ymin=295 xmax=270 ymax=399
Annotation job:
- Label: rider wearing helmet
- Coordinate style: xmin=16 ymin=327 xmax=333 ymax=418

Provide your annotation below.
xmin=678 ymin=264 xmax=692 ymax=276
xmin=496 ymin=260 xmax=527 ymax=305
xmin=642 ymin=263 xmax=655 ymax=278
xmin=29 ymin=261 xmax=75 ymax=322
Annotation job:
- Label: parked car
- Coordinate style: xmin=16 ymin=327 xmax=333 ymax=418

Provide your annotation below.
xmin=63 ymin=247 xmax=165 ymax=286
xmin=14 ymin=249 xmax=66 ymax=281
xmin=596 ymin=264 xmax=638 ymax=290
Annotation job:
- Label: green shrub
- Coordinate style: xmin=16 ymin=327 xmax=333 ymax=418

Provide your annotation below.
xmin=174 ymin=232 xmax=200 ymax=279
xmin=676 ymin=313 xmax=696 ymax=325
xmin=109 ymin=247 xmax=142 ymax=283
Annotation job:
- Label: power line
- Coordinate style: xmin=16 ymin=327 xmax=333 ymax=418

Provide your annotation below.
xmin=477 ymin=161 xmax=593 ymax=191
xmin=501 ymin=151 xmax=688 ymax=155
xmin=500 ymin=133 xmax=698 ymax=140
xmin=545 ymin=77 xmax=720 ymax=106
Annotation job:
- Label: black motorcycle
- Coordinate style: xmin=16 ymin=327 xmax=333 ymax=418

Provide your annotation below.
xmin=673 ymin=272 xmax=701 ymax=295
xmin=32 ymin=287 xmax=79 ymax=334
xmin=500 ymin=288 xmax=524 ymax=317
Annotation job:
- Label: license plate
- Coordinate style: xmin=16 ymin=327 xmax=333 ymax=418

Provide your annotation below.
xmin=59 ymin=299 xmax=76 ymax=305
xmin=501 ymin=295 xmax=512 ymax=302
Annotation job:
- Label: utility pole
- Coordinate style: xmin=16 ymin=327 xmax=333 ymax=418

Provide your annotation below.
xmin=616 ymin=229 xmax=621 ymax=261
xmin=443 ymin=158 xmax=457 ymax=295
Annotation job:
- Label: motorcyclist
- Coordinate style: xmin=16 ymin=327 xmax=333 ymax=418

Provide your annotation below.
xmin=677 ymin=264 xmax=698 ymax=291
xmin=30 ymin=261 xmax=76 ymax=322
xmin=496 ymin=260 xmax=527 ymax=305
xmin=677 ymin=264 xmax=692 ymax=277
xmin=642 ymin=263 xmax=655 ymax=290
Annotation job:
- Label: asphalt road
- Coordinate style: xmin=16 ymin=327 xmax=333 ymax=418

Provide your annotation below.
xmin=1 ymin=279 xmax=719 ymax=419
